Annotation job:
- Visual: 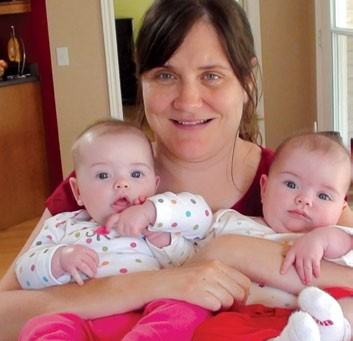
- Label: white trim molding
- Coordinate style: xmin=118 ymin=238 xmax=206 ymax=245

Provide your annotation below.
xmin=100 ymin=0 xmax=123 ymax=119
xmin=315 ymin=0 xmax=333 ymax=131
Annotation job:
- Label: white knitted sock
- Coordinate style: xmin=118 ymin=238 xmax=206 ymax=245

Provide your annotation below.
xmin=274 ymin=311 xmax=320 ymax=341
xmin=298 ymin=286 xmax=351 ymax=341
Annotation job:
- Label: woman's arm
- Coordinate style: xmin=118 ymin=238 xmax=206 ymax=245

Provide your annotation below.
xmin=194 ymin=234 xmax=353 ymax=294
xmin=0 ymin=262 xmax=249 ymax=339
xmin=0 ymin=208 xmax=250 ymax=339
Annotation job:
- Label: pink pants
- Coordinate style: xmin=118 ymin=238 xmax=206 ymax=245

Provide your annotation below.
xmin=19 ymin=299 xmax=211 ymax=341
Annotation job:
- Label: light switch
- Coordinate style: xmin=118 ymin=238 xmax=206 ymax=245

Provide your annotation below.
xmin=56 ymin=47 xmax=69 ymax=66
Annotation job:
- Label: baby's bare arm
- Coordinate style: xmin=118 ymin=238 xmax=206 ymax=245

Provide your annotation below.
xmin=281 ymin=227 xmax=353 ymax=284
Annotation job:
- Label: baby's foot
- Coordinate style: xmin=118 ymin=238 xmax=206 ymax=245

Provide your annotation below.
xmin=298 ymin=286 xmax=351 ymax=341
xmin=274 ymin=311 xmax=320 ymax=341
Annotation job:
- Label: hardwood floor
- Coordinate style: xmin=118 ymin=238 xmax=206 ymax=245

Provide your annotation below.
xmin=0 ymin=217 xmax=38 ymax=279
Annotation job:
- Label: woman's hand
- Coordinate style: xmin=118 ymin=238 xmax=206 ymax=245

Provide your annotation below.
xmin=171 ymin=259 xmax=250 ymax=311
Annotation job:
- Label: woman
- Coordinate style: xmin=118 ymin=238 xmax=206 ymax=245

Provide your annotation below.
xmin=1 ymin=0 xmax=353 ymax=339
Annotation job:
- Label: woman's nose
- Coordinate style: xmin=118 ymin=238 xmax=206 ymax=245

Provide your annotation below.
xmin=173 ymin=81 xmax=203 ymax=111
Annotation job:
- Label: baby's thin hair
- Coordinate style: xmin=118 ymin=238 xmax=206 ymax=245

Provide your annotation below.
xmin=273 ymin=131 xmax=350 ymax=162
xmin=72 ymin=118 xmax=153 ymax=168
xmin=270 ymin=132 xmax=351 ymax=191
xmin=74 ymin=118 xmax=140 ymax=140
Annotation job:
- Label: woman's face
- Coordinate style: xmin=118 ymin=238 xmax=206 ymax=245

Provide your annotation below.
xmin=142 ymin=20 xmax=248 ymax=162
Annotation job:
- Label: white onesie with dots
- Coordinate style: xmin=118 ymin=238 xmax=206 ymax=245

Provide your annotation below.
xmin=15 ymin=192 xmax=212 ymax=289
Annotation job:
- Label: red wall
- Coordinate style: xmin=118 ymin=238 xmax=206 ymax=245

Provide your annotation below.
xmin=0 ymin=1 xmax=62 ymax=191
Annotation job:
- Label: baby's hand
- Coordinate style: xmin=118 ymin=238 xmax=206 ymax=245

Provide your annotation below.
xmin=56 ymin=245 xmax=99 ymax=285
xmin=280 ymin=233 xmax=324 ymax=285
xmin=106 ymin=200 xmax=156 ymax=237
xmin=143 ymin=229 xmax=171 ymax=248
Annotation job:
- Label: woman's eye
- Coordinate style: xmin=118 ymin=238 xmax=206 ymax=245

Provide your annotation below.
xmin=157 ymin=72 xmax=175 ymax=80
xmin=204 ymin=72 xmax=220 ymax=81
xmin=285 ymin=181 xmax=297 ymax=189
xmin=318 ymin=193 xmax=331 ymax=201
xmin=131 ymin=171 xmax=142 ymax=178
xmin=97 ymin=172 xmax=109 ymax=180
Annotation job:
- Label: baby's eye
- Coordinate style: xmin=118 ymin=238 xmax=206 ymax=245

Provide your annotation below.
xmin=131 ymin=171 xmax=142 ymax=178
xmin=318 ymin=193 xmax=331 ymax=201
xmin=97 ymin=172 xmax=109 ymax=180
xmin=285 ymin=181 xmax=297 ymax=189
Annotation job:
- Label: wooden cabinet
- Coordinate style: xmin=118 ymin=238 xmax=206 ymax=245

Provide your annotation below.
xmin=0 ymin=81 xmax=50 ymax=229
xmin=0 ymin=1 xmax=30 ymax=15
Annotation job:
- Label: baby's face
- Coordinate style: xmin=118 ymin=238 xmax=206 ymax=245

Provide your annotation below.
xmin=260 ymin=147 xmax=349 ymax=233
xmin=73 ymin=131 xmax=159 ymax=224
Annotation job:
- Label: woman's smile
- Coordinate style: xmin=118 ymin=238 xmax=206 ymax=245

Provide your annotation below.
xmin=171 ymin=118 xmax=213 ymax=127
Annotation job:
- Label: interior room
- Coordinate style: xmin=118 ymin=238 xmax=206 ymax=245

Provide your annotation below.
xmin=0 ymin=0 xmax=352 ymax=279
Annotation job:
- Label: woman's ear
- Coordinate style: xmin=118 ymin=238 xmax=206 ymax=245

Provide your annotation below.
xmin=251 ymin=57 xmax=258 ymax=68
xmin=259 ymin=174 xmax=268 ymax=203
xmin=69 ymin=177 xmax=84 ymax=206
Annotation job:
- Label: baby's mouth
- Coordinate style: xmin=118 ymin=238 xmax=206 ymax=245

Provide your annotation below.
xmin=288 ymin=209 xmax=310 ymax=220
xmin=112 ymin=197 xmax=131 ymax=213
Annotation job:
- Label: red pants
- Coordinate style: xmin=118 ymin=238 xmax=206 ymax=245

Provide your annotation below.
xmin=193 ymin=287 xmax=353 ymax=341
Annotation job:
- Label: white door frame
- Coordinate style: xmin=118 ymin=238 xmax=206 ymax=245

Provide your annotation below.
xmin=100 ymin=0 xmax=123 ymax=119
xmin=315 ymin=0 xmax=334 ymax=132
xmin=101 ymin=0 xmax=263 ymax=138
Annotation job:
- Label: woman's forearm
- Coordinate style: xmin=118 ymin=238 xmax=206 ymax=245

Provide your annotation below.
xmin=0 ymin=259 xmax=249 ymax=339
xmin=197 ymin=234 xmax=353 ymax=294
xmin=0 ymin=271 xmax=177 ymax=338
xmin=0 ymin=272 xmax=157 ymax=339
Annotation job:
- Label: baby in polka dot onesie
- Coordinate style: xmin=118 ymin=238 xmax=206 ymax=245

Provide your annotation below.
xmin=16 ymin=119 xmax=213 ymax=341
